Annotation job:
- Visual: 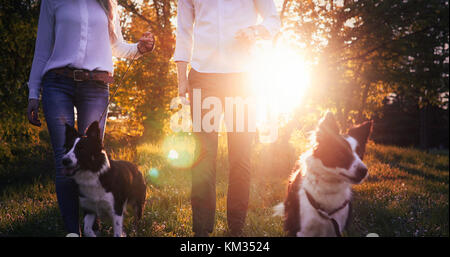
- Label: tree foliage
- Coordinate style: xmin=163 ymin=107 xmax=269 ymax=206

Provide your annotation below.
xmin=111 ymin=0 xmax=177 ymax=142
xmin=0 ymin=0 xmax=41 ymax=162
xmin=283 ymin=0 xmax=449 ymax=132
xmin=0 ymin=0 xmax=448 ymax=151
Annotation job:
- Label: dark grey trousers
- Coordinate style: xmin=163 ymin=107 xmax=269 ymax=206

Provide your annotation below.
xmin=188 ymin=69 xmax=255 ymax=235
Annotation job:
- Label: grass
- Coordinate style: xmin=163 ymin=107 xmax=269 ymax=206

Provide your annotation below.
xmin=0 ymin=127 xmax=448 ymax=237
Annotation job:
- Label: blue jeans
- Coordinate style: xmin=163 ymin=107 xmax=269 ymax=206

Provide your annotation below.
xmin=42 ymin=71 xmax=109 ymax=234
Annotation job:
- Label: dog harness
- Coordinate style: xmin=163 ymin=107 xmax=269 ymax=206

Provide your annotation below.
xmin=304 ymin=190 xmax=350 ymax=237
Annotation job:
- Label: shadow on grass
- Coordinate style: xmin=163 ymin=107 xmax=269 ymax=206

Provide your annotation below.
xmin=368 ymin=159 xmax=447 ymax=184
xmin=349 ymin=196 xmax=449 ymax=237
xmin=0 ymin=147 xmax=54 ymax=196
xmin=0 ymin=205 xmax=65 ymax=237
xmin=396 ymin=163 xmax=449 ymax=183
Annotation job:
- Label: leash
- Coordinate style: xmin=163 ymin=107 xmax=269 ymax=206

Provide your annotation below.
xmin=304 ymin=189 xmax=350 ymax=237
xmin=98 ymin=50 xmax=139 ymax=123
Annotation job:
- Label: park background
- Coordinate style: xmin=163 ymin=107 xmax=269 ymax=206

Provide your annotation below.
xmin=0 ymin=0 xmax=448 ymax=236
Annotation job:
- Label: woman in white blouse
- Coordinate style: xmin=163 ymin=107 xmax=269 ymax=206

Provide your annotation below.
xmin=26 ymin=0 xmax=154 ymax=236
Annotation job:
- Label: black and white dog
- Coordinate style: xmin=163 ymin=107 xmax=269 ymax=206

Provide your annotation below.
xmin=274 ymin=112 xmax=373 ymax=237
xmin=62 ymin=121 xmax=146 ymax=237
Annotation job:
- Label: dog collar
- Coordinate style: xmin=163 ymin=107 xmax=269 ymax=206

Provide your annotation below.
xmin=304 ymin=189 xmax=350 ymax=237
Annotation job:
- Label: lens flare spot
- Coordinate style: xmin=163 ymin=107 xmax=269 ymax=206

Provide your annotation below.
xmin=168 ymin=149 xmax=179 ymax=160
xmin=162 ymin=134 xmax=197 ymax=169
xmin=148 ymin=168 xmax=159 ymax=178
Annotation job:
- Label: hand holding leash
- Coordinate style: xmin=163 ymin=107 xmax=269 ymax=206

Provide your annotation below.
xmin=137 ymin=31 xmax=156 ymax=54
xmin=235 ymin=27 xmax=257 ymax=43
xmin=235 ymin=25 xmax=271 ymax=51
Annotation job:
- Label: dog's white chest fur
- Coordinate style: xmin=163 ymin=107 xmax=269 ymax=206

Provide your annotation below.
xmin=73 ymin=171 xmax=114 ymax=218
xmin=297 ymin=188 xmax=350 ymax=237
xmin=74 ymin=171 xmax=126 ymax=237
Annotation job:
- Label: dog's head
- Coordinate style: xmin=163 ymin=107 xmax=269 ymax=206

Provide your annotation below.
xmin=312 ymin=112 xmax=373 ymax=184
xmin=62 ymin=121 xmax=108 ymax=177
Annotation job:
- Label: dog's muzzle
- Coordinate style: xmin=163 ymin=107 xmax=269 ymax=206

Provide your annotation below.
xmin=62 ymin=158 xmax=80 ymax=176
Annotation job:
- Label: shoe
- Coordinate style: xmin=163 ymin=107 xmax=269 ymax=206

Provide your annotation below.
xmin=65 ymin=233 xmax=80 ymax=237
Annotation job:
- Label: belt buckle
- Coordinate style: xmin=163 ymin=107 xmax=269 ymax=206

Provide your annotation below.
xmin=73 ymin=70 xmax=84 ymax=82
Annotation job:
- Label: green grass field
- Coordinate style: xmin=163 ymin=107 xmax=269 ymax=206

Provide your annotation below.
xmin=0 ymin=127 xmax=448 ymax=237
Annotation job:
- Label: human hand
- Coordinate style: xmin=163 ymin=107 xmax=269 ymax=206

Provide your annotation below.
xmin=235 ymin=26 xmax=257 ymax=45
xmin=137 ymin=31 xmax=155 ymax=54
xmin=178 ymin=79 xmax=189 ymax=99
xmin=27 ymin=98 xmax=41 ymax=127
xmin=176 ymin=61 xmax=190 ymax=102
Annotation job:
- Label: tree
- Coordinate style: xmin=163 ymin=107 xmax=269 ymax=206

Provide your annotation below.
xmin=283 ymin=0 xmax=448 ymax=146
xmin=112 ymin=0 xmax=177 ymax=142
xmin=0 ymin=0 xmax=41 ymax=162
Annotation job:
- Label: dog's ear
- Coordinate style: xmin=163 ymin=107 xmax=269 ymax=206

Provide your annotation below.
xmin=348 ymin=120 xmax=373 ymax=145
xmin=348 ymin=120 xmax=373 ymax=159
xmin=65 ymin=123 xmax=79 ymax=143
xmin=86 ymin=121 xmax=101 ymax=141
xmin=317 ymin=111 xmax=340 ymax=137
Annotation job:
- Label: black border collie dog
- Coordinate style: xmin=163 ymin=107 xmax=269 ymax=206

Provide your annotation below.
xmin=274 ymin=112 xmax=373 ymax=237
xmin=62 ymin=121 xmax=146 ymax=237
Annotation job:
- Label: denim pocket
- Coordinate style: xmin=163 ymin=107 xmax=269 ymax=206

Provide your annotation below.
xmin=89 ymin=80 xmax=109 ymax=90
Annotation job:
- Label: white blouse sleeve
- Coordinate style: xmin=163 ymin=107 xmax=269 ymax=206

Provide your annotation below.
xmin=28 ymin=0 xmax=55 ymax=100
xmin=111 ymin=16 xmax=142 ymax=59
xmin=173 ymin=0 xmax=195 ymax=63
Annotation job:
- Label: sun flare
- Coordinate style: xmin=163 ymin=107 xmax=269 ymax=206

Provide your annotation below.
xmin=249 ymin=40 xmax=311 ymax=128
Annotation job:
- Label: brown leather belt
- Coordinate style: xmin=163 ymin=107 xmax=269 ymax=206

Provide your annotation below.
xmin=50 ymin=67 xmax=114 ymax=84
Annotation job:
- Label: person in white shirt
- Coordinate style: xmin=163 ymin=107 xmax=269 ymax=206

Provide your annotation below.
xmin=26 ymin=0 xmax=155 ymax=236
xmin=175 ymin=0 xmax=280 ymax=237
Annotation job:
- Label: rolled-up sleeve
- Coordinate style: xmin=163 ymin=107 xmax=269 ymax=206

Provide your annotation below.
xmin=28 ymin=0 xmax=55 ymax=100
xmin=255 ymin=0 xmax=281 ymax=38
xmin=111 ymin=16 xmax=141 ymax=59
xmin=173 ymin=0 xmax=194 ymax=63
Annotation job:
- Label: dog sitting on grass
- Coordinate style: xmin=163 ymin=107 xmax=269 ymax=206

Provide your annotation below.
xmin=274 ymin=112 xmax=373 ymax=237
